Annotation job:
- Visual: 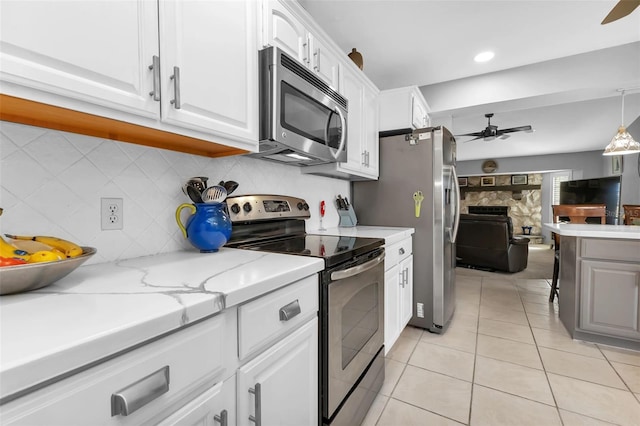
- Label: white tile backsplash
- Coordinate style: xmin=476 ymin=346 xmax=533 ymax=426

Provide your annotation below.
xmin=1 ymin=122 xmax=350 ymax=264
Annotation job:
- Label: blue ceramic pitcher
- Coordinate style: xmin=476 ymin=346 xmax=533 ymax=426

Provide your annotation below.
xmin=175 ymin=203 xmax=232 ymax=252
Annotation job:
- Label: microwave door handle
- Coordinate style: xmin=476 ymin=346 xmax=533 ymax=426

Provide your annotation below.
xmin=329 ymin=108 xmax=347 ymax=159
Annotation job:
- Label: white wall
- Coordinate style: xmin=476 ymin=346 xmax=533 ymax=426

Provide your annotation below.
xmin=0 ymin=122 xmax=350 ymax=265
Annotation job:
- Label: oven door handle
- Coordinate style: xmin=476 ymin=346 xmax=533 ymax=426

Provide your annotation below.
xmin=331 ymin=252 xmax=385 ymax=281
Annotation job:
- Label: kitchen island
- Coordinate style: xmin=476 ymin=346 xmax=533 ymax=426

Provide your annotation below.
xmin=543 ymin=223 xmax=640 ymax=350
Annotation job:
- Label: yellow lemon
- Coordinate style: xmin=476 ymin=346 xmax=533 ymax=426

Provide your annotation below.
xmin=27 ymin=250 xmax=64 ymax=264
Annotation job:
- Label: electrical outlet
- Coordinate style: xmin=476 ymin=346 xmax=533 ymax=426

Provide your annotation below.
xmin=101 ymin=198 xmax=123 ymax=230
xmin=417 ymin=302 xmax=424 ymax=318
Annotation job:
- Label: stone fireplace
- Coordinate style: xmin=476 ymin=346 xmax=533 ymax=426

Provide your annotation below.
xmin=459 ymin=173 xmax=543 ymax=237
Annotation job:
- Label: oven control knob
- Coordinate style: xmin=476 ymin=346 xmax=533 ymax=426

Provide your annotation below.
xmin=297 ymin=202 xmax=309 ymax=211
xmin=230 ymin=203 xmax=240 ymax=214
xmin=243 ymin=202 xmax=252 ymax=213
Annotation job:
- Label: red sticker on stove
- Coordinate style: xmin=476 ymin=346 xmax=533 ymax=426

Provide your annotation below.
xmin=320 ymin=200 xmax=325 ymax=217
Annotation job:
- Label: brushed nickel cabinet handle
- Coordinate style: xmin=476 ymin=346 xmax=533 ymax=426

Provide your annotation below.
xmin=214 ymin=409 xmax=228 ymax=426
xmin=111 ymin=366 xmax=170 ymax=417
xmin=314 ymin=48 xmax=320 ymax=71
xmin=279 ymin=299 xmax=301 ymax=321
xmin=148 ymin=55 xmax=160 ymax=101
xmin=248 ymin=383 xmax=262 ymax=425
xmin=170 ymin=66 xmax=181 ymax=109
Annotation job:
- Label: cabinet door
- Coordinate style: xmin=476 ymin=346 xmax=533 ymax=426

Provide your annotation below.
xmin=157 ymin=378 xmax=235 ymax=426
xmin=384 ymin=265 xmax=401 ymax=354
xmin=339 ymin=67 xmax=365 ymax=174
xmin=362 ymin=84 xmax=379 ymax=177
xmin=580 ymin=260 xmax=640 ymax=340
xmin=263 ymin=0 xmax=309 ymax=65
xmin=400 ymin=256 xmax=414 ymax=328
xmin=412 ymin=93 xmax=428 ymax=129
xmin=309 ymin=35 xmax=340 ymax=89
xmin=0 ymin=0 xmax=159 ymax=118
xmin=237 ymin=318 xmax=318 ymax=426
xmin=159 ymin=0 xmax=258 ymax=141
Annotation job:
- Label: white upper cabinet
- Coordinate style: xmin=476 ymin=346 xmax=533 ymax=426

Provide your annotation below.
xmin=262 ymin=0 xmax=340 ymax=90
xmin=0 ymin=1 xmax=159 ymax=118
xmin=158 ymin=0 xmax=258 ymax=142
xmin=303 ymin=63 xmax=379 ymax=180
xmin=0 ymin=0 xmax=258 ymax=153
xmin=379 ymin=86 xmax=430 ymax=131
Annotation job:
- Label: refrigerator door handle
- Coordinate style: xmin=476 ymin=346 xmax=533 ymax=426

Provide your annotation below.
xmin=450 ymin=166 xmax=461 ymax=243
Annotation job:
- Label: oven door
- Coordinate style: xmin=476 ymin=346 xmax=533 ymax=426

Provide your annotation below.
xmin=323 ymin=250 xmax=385 ymax=419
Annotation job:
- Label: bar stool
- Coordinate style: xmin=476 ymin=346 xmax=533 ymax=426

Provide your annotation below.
xmin=623 ymin=205 xmax=640 ymax=225
xmin=549 ymin=204 xmax=606 ymax=302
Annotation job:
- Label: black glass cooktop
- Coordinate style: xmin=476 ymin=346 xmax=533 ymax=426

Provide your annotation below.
xmin=237 ymin=234 xmax=383 ymax=267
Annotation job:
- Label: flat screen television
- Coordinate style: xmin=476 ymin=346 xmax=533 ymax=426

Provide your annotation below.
xmin=559 ymin=176 xmax=621 ymax=225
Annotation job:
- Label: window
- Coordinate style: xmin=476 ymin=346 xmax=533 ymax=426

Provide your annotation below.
xmin=551 ymin=171 xmax=572 ymax=206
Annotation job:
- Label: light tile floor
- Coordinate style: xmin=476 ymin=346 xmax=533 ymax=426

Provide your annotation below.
xmin=362 ymin=272 xmax=640 ymax=425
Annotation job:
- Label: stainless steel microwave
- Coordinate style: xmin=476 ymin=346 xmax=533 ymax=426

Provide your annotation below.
xmin=249 ymin=46 xmax=348 ymax=166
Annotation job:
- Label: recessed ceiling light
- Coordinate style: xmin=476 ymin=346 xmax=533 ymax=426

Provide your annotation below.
xmin=474 ymin=51 xmax=494 ymax=63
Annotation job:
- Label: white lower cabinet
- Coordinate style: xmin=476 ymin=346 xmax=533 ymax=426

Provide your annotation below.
xmin=0 ymin=311 xmax=237 ymax=425
xmin=237 ymin=318 xmax=318 ymax=426
xmin=1 ymin=274 xmax=320 ymax=426
xmin=384 ymin=236 xmax=414 ymax=354
xmin=158 ymin=377 xmax=236 ymax=426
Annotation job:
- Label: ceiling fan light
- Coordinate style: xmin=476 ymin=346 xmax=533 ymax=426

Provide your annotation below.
xmin=602 ymin=125 xmax=640 ymax=156
xmin=474 ymin=51 xmax=494 ymax=63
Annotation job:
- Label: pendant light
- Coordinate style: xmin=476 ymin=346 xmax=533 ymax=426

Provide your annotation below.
xmin=603 ymin=89 xmax=640 ymax=156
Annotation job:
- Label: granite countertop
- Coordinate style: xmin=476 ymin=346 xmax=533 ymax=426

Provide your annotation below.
xmin=308 ymin=226 xmax=415 ymax=246
xmin=0 ymin=248 xmax=323 ymax=403
xmin=543 ymin=223 xmax=640 ymax=239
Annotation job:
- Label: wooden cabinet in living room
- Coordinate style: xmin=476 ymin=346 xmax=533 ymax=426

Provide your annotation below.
xmin=0 ymin=0 xmax=258 ymax=155
xmin=384 ymin=236 xmax=414 ymax=353
xmin=379 ymin=86 xmax=430 ymax=131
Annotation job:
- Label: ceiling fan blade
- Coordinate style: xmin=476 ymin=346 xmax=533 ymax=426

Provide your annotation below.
xmin=498 ymin=125 xmax=533 ymax=134
xmin=462 ymin=136 xmax=484 ymax=142
xmin=455 ymin=131 xmax=484 ymax=137
xmin=602 ymin=0 xmax=640 ymax=24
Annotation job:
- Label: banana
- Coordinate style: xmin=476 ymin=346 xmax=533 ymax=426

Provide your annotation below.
xmin=0 ymin=236 xmax=30 ymax=261
xmin=27 ymin=250 xmax=65 ymax=263
xmin=5 ymin=234 xmax=83 ymax=258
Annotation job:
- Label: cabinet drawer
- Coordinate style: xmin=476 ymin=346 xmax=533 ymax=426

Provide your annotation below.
xmin=238 ymin=274 xmax=319 ymax=360
xmin=581 ymin=238 xmax=640 ymax=263
xmin=1 ymin=312 xmax=235 ymax=426
xmin=385 ymin=237 xmax=413 ymax=270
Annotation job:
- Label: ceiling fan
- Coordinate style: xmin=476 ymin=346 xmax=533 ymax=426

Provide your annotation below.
xmin=601 ymin=0 xmax=640 ymax=24
xmin=455 ymin=113 xmax=533 ymax=142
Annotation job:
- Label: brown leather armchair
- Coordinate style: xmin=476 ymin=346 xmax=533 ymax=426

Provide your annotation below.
xmin=456 ymin=214 xmax=530 ymax=272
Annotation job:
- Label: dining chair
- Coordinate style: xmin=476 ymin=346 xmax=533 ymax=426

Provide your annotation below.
xmin=623 ymin=205 xmax=640 ymax=225
xmin=549 ymin=204 xmax=607 ymax=302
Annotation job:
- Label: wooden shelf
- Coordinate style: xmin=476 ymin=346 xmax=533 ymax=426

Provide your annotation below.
xmin=460 ymin=185 xmax=541 ymax=193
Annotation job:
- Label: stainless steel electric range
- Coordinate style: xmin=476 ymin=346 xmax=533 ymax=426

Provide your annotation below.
xmin=225 ymin=194 xmax=385 ymax=426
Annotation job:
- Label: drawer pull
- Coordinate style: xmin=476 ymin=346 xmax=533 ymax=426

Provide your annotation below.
xmin=279 ymin=299 xmax=301 ymax=321
xmin=111 ymin=366 xmax=170 ymax=417
xmin=214 ymin=409 xmax=228 ymax=426
xmin=399 ymin=247 xmax=405 ymax=255
xmin=248 ymin=383 xmax=262 ymax=425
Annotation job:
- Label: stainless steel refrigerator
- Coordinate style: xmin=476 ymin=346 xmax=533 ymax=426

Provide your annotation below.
xmin=352 ymin=126 xmax=460 ymax=333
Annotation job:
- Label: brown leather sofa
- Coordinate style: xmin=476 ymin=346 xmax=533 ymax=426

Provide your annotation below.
xmin=456 ymin=214 xmax=529 ymax=272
